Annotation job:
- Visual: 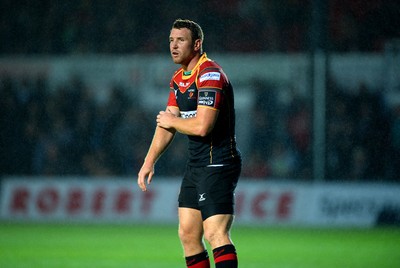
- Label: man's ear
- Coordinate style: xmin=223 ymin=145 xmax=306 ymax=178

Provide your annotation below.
xmin=194 ymin=39 xmax=202 ymax=52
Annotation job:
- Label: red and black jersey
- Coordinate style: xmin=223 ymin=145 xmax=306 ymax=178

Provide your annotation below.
xmin=167 ymin=53 xmax=241 ymax=167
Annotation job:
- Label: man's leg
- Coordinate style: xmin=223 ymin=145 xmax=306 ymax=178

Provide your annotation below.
xmin=203 ymin=214 xmax=238 ymax=268
xmin=179 ymin=207 xmax=210 ymax=268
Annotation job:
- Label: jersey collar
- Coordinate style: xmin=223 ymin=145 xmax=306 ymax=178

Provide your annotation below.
xmin=182 ymin=53 xmax=208 ymax=78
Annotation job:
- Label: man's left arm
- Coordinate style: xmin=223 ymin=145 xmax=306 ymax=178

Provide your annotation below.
xmin=157 ymin=106 xmax=218 ymax=137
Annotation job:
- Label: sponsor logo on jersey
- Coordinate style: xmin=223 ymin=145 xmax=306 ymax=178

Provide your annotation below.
xmin=180 ymin=110 xmax=197 ymax=118
xmin=198 ymin=91 xmax=216 ymax=107
xmin=199 ymin=72 xmax=221 ymax=82
xmin=179 ymin=81 xmax=190 ymax=87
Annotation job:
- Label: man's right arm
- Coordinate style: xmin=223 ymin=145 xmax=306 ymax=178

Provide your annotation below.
xmin=137 ymin=106 xmax=178 ymax=191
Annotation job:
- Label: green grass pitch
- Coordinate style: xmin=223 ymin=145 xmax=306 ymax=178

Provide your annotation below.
xmin=0 ymin=222 xmax=399 ymax=268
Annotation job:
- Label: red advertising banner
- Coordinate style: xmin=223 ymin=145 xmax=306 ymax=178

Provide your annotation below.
xmin=1 ymin=178 xmax=399 ymax=227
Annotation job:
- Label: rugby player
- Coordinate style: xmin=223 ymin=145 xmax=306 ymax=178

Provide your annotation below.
xmin=138 ymin=19 xmax=242 ymax=268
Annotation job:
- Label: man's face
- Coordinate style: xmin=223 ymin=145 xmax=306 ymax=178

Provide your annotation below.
xmin=169 ymin=28 xmax=196 ymax=66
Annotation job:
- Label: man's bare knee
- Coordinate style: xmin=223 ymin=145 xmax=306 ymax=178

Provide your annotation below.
xmin=178 ymin=208 xmax=206 ymax=255
xmin=203 ymin=214 xmax=234 ymax=248
xmin=204 ymin=228 xmax=228 ymax=245
xmin=179 ymin=225 xmax=201 ymax=245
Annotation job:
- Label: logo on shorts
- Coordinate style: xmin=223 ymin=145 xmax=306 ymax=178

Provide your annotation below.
xmin=199 ymin=193 xmax=206 ymax=202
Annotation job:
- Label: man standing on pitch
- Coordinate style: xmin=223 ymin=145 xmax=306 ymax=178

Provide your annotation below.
xmin=138 ymin=19 xmax=242 ymax=268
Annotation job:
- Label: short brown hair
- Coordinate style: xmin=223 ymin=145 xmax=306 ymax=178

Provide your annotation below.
xmin=172 ymin=19 xmax=204 ymax=44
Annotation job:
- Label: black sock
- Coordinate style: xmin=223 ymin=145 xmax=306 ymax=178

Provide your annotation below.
xmin=213 ymin=244 xmax=238 ymax=268
xmin=185 ymin=250 xmax=210 ymax=268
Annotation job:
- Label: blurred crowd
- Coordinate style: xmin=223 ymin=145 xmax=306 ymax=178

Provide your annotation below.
xmin=1 ymin=0 xmax=399 ymax=54
xmin=242 ymin=80 xmax=400 ymax=182
xmin=325 ymin=81 xmax=393 ymax=181
xmin=0 ymin=74 xmax=158 ymax=177
xmin=1 ymin=74 xmax=399 ymax=182
xmin=1 ymin=0 xmax=399 ymax=181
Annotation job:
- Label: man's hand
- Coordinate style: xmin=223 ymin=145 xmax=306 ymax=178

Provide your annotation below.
xmin=137 ymin=162 xmax=154 ymax=192
xmin=157 ymin=110 xmax=176 ymax=129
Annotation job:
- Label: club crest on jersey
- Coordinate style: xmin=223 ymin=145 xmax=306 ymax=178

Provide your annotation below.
xmin=199 ymin=72 xmax=220 ymax=82
xmin=188 ymin=88 xmax=196 ymax=99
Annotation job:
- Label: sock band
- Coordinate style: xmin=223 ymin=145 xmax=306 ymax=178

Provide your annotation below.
xmin=185 ymin=250 xmax=210 ymax=268
xmin=213 ymin=244 xmax=238 ymax=267
xmin=214 ymin=253 xmax=237 ymax=263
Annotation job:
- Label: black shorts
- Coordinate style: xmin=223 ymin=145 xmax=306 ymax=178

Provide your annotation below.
xmin=178 ymin=162 xmax=241 ymax=220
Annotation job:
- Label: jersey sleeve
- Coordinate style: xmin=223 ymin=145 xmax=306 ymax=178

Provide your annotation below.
xmin=197 ymin=69 xmax=226 ymax=110
xmin=167 ymin=78 xmax=178 ymax=107
xmin=167 ymin=88 xmax=178 ymax=107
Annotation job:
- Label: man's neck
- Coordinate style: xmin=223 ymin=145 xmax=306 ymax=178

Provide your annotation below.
xmin=182 ymin=53 xmax=202 ymax=72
